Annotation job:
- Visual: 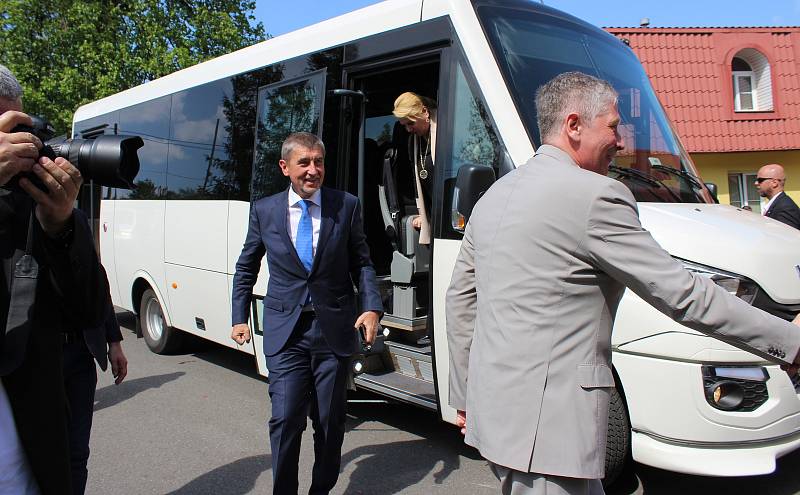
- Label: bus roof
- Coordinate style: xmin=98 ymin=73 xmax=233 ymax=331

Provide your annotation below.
xmin=73 ymin=0 xmax=427 ymax=122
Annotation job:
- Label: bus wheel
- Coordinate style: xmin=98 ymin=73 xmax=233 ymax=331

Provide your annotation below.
xmin=140 ymin=289 xmax=182 ymax=354
xmin=603 ymin=386 xmax=631 ymax=487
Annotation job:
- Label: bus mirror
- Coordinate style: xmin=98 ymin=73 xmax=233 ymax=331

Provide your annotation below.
xmin=452 ymin=164 xmax=496 ymax=230
xmin=704 ymin=182 xmax=719 ymax=203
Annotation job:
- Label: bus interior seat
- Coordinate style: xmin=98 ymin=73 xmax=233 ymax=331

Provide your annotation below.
xmin=376 ymin=122 xmax=429 ymax=324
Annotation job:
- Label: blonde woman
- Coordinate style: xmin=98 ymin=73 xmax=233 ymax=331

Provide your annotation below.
xmin=392 ymin=92 xmax=437 ymax=245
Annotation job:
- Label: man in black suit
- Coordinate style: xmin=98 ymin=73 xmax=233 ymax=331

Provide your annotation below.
xmin=64 ymin=264 xmax=128 ymax=495
xmin=231 ymin=132 xmax=382 ymax=494
xmin=757 ymin=163 xmax=800 ymax=229
xmin=1 ymin=64 xmax=107 ymax=494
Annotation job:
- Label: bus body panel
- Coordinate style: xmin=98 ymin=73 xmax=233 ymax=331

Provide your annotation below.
xmin=112 ymin=200 xmax=170 ymax=318
xmin=99 ymin=199 xmax=122 ymax=306
xmin=432 ymin=238 xmax=463 ymax=425
xmin=639 ymin=203 xmax=800 ymax=304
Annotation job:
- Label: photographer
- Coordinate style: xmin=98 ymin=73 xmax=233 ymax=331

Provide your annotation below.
xmin=1 ymin=64 xmax=107 ymax=494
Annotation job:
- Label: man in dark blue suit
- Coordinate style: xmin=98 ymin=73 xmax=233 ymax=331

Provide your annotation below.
xmin=231 ymin=132 xmax=382 ymax=495
xmin=757 ymin=163 xmax=800 ymax=230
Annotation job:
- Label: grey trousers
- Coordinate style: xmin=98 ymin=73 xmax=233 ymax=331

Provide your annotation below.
xmin=490 ymin=464 xmax=605 ymax=495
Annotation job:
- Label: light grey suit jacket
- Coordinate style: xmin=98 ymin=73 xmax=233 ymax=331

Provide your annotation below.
xmin=446 ymin=145 xmax=800 ymax=479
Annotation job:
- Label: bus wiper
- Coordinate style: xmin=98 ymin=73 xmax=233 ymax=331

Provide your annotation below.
xmin=608 ymin=165 xmax=682 ymax=202
xmin=651 ymin=164 xmax=704 ymax=189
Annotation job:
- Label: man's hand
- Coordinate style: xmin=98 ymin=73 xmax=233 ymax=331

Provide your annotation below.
xmin=231 ymin=323 xmax=251 ymax=345
xmin=411 ymin=215 xmax=422 ymax=230
xmin=0 ymin=111 xmax=41 ymax=187
xmin=354 ymin=310 xmax=380 ymax=344
xmin=783 ymin=314 xmax=800 ymax=376
xmin=456 ymin=410 xmax=467 ymax=435
xmin=19 ymin=156 xmax=83 ymax=236
xmin=108 ymin=342 xmax=128 ymax=385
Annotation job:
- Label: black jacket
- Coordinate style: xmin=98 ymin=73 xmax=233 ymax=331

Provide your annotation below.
xmin=0 ymin=189 xmax=107 ymax=495
xmin=765 ymin=192 xmax=800 ymax=230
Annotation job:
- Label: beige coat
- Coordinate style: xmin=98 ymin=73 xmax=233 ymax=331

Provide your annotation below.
xmin=446 ymin=145 xmax=800 ymax=478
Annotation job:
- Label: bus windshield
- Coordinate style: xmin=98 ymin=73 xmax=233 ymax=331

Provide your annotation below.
xmin=476 ymin=3 xmax=713 ymax=203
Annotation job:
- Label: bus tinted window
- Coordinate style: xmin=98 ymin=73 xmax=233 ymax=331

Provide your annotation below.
xmin=118 ymin=95 xmax=171 ymax=199
xmin=251 ymin=73 xmax=325 ymax=200
xmin=167 ymin=80 xmax=233 ymax=199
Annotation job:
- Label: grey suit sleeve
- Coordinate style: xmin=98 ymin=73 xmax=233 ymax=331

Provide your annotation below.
xmin=583 ymin=180 xmax=800 ymax=365
xmin=446 ymin=222 xmax=478 ymax=410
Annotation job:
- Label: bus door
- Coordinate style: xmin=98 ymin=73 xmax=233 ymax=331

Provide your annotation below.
xmin=336 ymin=54 xmax=443 ymax=410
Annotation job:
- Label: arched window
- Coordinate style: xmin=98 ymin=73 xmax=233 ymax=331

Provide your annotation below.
xmin=731 ymin=49 xmax=773 ymax=112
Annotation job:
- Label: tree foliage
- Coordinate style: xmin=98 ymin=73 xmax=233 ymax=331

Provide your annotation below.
xmin=0 ymin=0 xmax=266 ymax=134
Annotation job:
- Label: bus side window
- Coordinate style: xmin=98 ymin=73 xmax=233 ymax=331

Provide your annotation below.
xmin=251 ymin=73 xmax=326 ymax=201
xmin=442 ymin=61 xmax=502 ymax=238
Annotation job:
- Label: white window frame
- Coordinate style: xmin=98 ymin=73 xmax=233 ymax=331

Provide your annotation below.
xmin=728 ymin=172 xmax=761 ymax=212
xmin=732 ymin=70 xmax=758 ymax=112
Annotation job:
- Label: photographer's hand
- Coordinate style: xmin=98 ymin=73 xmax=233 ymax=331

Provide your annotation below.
xmin=19 ymin=156 xmax=83 ymax=236
xmin=0 ymin=111 xmax=42 ymax=187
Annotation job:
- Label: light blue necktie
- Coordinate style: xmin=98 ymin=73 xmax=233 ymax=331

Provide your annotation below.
xmin=296 ymin=199 xmax=314 ymax=272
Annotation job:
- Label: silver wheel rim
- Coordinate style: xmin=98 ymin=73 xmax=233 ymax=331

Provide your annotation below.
xmin=145 ymin=297 xmax=165 ymax=342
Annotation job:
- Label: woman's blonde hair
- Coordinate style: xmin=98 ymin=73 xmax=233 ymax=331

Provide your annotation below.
xmin=392 ymin=92 xmax=435 ymax=121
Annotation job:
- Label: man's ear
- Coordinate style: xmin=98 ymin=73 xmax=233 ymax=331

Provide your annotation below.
xmin=278 ymin=159 xmax=290 ymax=177
xmin=565 ymin=112 xmax=581 ymax=141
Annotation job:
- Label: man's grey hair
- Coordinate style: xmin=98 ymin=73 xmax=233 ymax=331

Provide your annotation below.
xmin=0 ymin=64 xmax=23 ymax=102
xmin=535 ymin=72 xmax=618 ymax=143
xmin=281 ymin=132 xmax=325 ymax=160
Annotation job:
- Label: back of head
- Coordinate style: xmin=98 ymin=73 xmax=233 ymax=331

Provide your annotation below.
xmin=535 ymin=71 xmax=617 ymax=144
xmin=0 ymin=64 xmax=23 ymax=108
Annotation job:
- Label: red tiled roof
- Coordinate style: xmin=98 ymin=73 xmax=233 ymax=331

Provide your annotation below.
xmin=605 ymin=27 xmax=800 ymax=153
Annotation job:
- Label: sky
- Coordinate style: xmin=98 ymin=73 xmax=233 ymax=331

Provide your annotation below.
xmin=254 ymin=0 xmax=800 ymax=37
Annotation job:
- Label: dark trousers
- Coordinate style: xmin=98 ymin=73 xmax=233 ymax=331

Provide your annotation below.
xmin=63 ymin=340 xmax=97 ymax=495
xmin=265 ymin=312 xmax=350 ymax=495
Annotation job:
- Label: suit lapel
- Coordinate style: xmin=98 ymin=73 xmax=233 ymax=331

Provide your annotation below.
xmin=273 ymin=190 xmax=306 ymax=273
xmin=311 ymin=188 xmax=335 ymax=275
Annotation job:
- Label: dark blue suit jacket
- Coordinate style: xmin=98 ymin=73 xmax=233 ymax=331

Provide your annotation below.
xmin=232 ymin=187 xmax=382 ymax=357
xmin=765 ymin=192 xmax=800 ymax=230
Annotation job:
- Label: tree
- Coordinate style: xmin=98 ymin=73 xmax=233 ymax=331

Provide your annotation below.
xmin=0 ymin=0 xmax=265 ymax=134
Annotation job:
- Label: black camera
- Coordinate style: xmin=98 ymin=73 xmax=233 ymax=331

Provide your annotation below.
xmin=8 ymin=116 xmax=143 ymax=190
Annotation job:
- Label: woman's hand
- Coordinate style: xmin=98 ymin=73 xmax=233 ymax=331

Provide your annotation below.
xmin=411 ymin=215 xmax=422 ymax=230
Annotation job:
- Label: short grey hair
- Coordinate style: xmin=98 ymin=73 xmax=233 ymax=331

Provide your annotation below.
xmin=535 ymin=72 xmax=618 ymax=143
xmin=0 ymin=64 xmax=23 ymax=102
xmin=281 ymin=132 xmax=325 ymax=160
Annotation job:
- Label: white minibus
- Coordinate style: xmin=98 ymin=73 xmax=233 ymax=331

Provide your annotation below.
xmin=73 ymin=0 xmax=800 ymax=483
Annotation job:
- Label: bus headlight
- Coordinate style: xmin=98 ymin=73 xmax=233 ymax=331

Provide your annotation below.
xmin=702 ymin=366 xmax=768 ymax=412
xmin=680 ymin=259 xmax=759 ymax=304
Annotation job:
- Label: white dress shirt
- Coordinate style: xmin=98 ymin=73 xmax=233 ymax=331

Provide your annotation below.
xmin=0 ymin=383 xmax=38 ymax=495
xmin=287 ymin=187 xmax=321 ymax=256
xmin=762 ymin=191 xmax=783 ymax=216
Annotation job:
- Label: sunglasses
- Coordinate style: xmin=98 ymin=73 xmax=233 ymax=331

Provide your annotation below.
xmin=755 ymin=177 xmax=780 ymax=184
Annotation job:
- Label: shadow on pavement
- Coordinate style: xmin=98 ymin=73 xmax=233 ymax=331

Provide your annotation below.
xmin=94 ymin=372 xmax=185 ymax=412
xmin=338 ymin=400 xmax=484 ymax=493
xmin=340 ymin=438 xmax=464 ymax=494
xmin=164 ymin=454 xmax=271 ymax=495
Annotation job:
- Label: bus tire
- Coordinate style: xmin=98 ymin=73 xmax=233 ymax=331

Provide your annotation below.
xmin=140 ymin=288 xmax=182 ymax=354
xmin=603 ymin=386 xmax=631 ymax=487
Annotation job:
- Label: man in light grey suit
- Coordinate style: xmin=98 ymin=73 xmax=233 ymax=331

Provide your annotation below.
xmin=446 ymin=71 xmax=800 ymax=495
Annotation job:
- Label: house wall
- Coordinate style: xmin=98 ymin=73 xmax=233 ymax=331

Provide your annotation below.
xmin=691 ymin=150 xmax=800 ymax=205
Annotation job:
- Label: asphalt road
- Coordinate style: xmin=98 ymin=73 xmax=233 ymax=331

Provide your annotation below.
xmin=87 ymin=311 xmax=800 ymax=494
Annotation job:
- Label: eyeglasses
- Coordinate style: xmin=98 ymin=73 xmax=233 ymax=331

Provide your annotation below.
xmin=755 ymin=177 xmax=781 ymax=184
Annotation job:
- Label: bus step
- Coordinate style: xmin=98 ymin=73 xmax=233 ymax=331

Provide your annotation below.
xmin=354 ymin=371 xmax=437 ymax=410
xmin=384 ymin=340 xmax=433 ymax=382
